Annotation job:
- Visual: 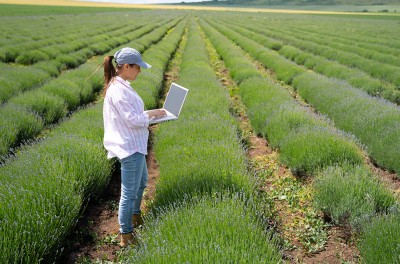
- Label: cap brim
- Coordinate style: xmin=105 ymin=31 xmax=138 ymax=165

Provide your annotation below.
xmin=137 ymin=61 xmax=152 ymax=69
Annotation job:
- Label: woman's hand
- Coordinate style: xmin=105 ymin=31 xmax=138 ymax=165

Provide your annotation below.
xmin=147 ymin=109 xmax=167 ymax=119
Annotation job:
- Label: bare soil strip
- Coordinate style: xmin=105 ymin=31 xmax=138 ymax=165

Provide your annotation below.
xmin=252 ymin=53 xmax=400 ymax=199
xmin=236 ymin=34 xmax=400 ymax=262
xmin=202 ymin=30 xmax=360 ymax=263
xmin=248 ymin=133 xmax=360 ymax=263
xmin=367 ymin=160 xmax=400 ymax=200
xmin=241 ymin=88 xmax=360 ymax=264
xmin=58 ymin=25 xmax=186 ymax=263
xmin=58 ymin=126 xmax=160 ymax=263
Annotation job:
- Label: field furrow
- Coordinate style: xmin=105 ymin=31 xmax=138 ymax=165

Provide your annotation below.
xmin=200 ymin=14 xmax=399 ymax=263
xmin=121 ymin=17 xmax=282 ymax=263
xmin=204 ymin=16 xmax=400 ymax=178
xmin=1 ymin=5 xmax=399 ymax=264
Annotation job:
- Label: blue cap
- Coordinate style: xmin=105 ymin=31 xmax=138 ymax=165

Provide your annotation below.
xmin=114 ymin=47 xmax=151 ymax=69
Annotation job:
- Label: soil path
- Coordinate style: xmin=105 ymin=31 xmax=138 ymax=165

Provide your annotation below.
xmin=59 ymin=126 xmax=160 ymax=263
xmin=58 ymin=26 xmax=185 ymax=263
xmin=204 ymin=32 xmax=360 ymax=263
xmin=247 ymin=131 xmax=359 ymax=263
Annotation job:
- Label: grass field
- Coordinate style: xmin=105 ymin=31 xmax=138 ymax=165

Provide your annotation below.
xmin=0 ymin=2 xmax=399 ymax=263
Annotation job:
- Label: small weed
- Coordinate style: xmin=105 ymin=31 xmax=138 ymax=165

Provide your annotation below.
xmin=100 ymin=233 xmax=119 ymax=246
xmin=297 ymin=209 xmax=328 ymax=253
xmin=282 ymin=238 xmax=296 ymax=251
xmin=250 ymin=155 xmax=279 ymax=179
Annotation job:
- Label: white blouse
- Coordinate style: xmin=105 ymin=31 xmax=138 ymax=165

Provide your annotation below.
xmin=103 ymin=76 xmax=150 ymax=159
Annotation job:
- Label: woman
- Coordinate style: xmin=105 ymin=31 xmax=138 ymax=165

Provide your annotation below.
xmin=102 ymin=47 xmax=166 ymax=247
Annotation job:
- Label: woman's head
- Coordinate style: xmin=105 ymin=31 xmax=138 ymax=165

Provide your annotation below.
xmin=102 ymin=48 xmax=151 ymax=95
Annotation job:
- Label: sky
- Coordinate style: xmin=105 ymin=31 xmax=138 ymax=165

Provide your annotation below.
xmin=80 ymin=0 xmax=213 ymax=4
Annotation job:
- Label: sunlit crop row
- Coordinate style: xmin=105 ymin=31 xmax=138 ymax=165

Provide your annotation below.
xmin=204 ymin=14 xmax=400 ymax=177
xmin=1 ymin=7 xmax=399 ymax=263
xmin=122 ymin=18 xmax=282 ymax=263
xmin=217 ymin=14 xmax=400 ymax=104
xmin=0 ymin=16 xmax=169 ymax=103
xmin=0 ymin=11 xmax=185 ymax=263
xmin=199 ymin=14 xmax=399 ymax=263
xmin=0 ymin=17 xmax=181 ymax=157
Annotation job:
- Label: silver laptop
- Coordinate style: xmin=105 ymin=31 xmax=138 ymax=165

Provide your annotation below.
xmin=146 ymin=82 xmax=188 ymax=125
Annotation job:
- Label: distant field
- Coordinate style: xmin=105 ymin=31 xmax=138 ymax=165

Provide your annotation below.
xmin=1 ymin=0 xmax=399 ymax=15
xmin=0 ymin=4 xmax=130 ymax=16
xmin=243 ymin=4 xmax=400 ymax=12
xmin=184 ymin=2 xmax=400 ymax=12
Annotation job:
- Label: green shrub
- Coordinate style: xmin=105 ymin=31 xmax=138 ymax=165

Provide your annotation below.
xmin=205 ymin=19 xmax=305 ymax=84
xmin=151 ymin=20 xmax=253 ymax=209
xmin=153 ymin=118 xmax=253 ymax=209
xmin=56 ymin=53 xmax=81 ymax=68
xmin=280 ymin=128 xmax=363 ymax=176
xmin=40 ymin=79 xmax=81 ymax=110
xmin=381 ymin=88 xmax=400 ymax=105
xmin=228 ymin=22 xmax=283 ymax=51
xmin=263 ymin=102 xmax=326 ymax=147
xmin=201 ymin=18 xmax=363 ymax=177
xmin=89 ymin=42 xmax=112 ymax=55
xmin=122 ymin=194 xmax=282 ymax=263
xmin=257 ymin=50 xmax=305 ymax=84
xmin=228 ymin=58 xmax=259 ymax=83
xmin=0 ymin=134 xmax=112 ymax=264
xmin=78 ymin=80 xmax=95 ymax=104
xmin=0 ymin=62 xmax=51 ymax=102
xmin=33 ymin=60 xmax=63 ymax=76
xmin=9 ymin=90 xmax=67 ymax=124
xmin=0 ymin=104 xmax=43 ymax=156
xmin=15 ymin=50 xmax=49 ymax=65
xmin=0 ymin=78 xmax=16 ymax=104
xmin=359 ymin=213 xmax=400 ymax=264
xmin=56 ymin=103 xmax=104 ymax=142
xmin=313 ymin=164 xmax=396 ymax=226
xmin=293 ymin=72 xmax=400 ymax=176
xmin=75 ymin=47 xmax=94 ymax=58
xmin=39 ymin=45 xmax=60 ymax=58
xmin=227 ymin=16 xmax=400 ymax=87
xmin=243 ymin=85 xmax=291 ymax=136
xmin=0 ymin=46 xmax=19 ymax=62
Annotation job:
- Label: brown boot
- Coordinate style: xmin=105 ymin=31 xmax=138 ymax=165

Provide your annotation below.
xmin=120 ymin=232 xmax=135 ymax=247
xmin=133 ymin=213 xmax=144 ymax=228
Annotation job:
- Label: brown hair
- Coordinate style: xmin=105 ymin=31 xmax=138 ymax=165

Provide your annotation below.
xmin=102 ymin=55 xmax=120 ymax=97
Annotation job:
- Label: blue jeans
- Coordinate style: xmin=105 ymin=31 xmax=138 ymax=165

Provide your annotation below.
xmin=118 ymin=152 xmax=148 ymax=234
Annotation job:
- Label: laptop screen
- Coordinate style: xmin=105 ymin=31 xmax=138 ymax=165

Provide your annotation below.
xmin=163 ymin=83 xmax=188 ymax=117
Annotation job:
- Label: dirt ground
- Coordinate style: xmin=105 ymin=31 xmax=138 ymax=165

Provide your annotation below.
xmin=59 ymin=127 xmax=159 ymax=263
xmin=247 ymin=133 xmax=360 ymax=264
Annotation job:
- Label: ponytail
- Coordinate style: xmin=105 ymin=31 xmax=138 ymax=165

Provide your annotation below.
xmin=103 ymin=55 xmax=116 ymax=96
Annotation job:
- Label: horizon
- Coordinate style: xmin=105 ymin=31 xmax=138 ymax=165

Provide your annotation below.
xmin=79 ymin=0 xmax=213 ymax=4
